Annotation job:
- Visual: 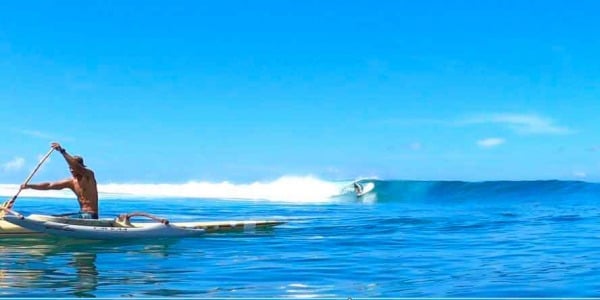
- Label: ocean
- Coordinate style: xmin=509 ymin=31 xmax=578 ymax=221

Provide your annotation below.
xmin=1 ymin=178 xmax=600 ymax=298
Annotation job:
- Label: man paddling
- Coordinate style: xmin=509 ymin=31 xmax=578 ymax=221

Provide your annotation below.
xmin=20 ymin=142 xmax=99 ymax=219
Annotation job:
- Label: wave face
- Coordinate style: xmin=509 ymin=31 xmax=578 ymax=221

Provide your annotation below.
xmin=364 ymin=179 xmax=600 ymax=203
xmin=1 ymin=177 xmax=598 ymax=203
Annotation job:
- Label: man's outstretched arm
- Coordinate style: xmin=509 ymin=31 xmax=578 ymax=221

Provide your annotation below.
xmin=22 ymin=179 xmax=73 ymax=190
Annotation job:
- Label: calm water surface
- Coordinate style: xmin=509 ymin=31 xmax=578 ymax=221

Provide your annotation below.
xmin=1 ymin=180 xmax=600 ymax=297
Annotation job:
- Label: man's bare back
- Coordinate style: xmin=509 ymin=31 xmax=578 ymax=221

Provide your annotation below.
xmin=71 ymin=167 xmax=98 ymax=214
xmin=21 ymin=142 xmax=99 ymax=219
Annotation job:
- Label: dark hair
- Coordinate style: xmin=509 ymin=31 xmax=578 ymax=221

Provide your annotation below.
xmin=73 ymin=155 xmax=86 ymax=167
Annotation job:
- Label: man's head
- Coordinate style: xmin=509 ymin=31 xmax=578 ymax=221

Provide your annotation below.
xmin=69 ymin=155 xmax=86 ymax=176
xmin=73 ymin=155 xmax=86 ymax=167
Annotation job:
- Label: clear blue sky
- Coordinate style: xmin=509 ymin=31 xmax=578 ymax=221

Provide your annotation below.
xmin=0 ymin=0 xmax=599 ymax=183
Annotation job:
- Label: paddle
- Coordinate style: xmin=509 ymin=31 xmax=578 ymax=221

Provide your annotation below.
xmin=0 ymin=147 xmax=54 ymax=215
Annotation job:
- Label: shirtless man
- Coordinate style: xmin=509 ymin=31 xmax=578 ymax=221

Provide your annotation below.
xmin=21 ymin=142 xmax=99 ymax=219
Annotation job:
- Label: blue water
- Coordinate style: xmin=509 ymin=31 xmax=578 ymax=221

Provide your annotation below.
xmin=1 ymin=180 xmax=600 ymax=297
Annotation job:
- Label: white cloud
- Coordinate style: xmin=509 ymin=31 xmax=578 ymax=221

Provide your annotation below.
xmin=18 ymin=129 xmax=55 ymax=139
xmin=2 ymin=157 xmax=25 ymax=172
xmin=477 ymin=138 xmax=505 ymax=148
xmin=409 ymin=142 xmax=422 ymax=151
xmin=573 ymin=171 xmax=587 ymax=178
xmin=324 ymin=166 xmax=341 ymax=174
xmin=462 ymin=113 xmax=572 ymax=135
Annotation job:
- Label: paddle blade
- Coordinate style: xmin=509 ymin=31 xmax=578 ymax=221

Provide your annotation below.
xmin=0 ymin=193 xmax=19 ymax=216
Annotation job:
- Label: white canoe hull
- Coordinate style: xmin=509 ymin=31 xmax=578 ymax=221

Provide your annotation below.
xmin=1 ymin=213 xmax=284 ymax=239
xmin=0 ymin=219 xmax=38 ymax=236
xmin=3 ymin=215 xmax=205 ymax=239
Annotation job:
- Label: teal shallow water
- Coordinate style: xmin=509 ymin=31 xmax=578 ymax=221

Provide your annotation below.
xmin=1 ymin=180 xmax=600 ymax=297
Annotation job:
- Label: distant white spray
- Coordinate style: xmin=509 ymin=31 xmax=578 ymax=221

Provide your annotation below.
xmin=0 ymin=175 xmax=354 ymax=203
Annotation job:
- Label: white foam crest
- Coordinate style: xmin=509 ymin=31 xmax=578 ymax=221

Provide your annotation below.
xmin=0 ymin=176 xmax=348 ymax=203
xmin=101 ymin=176 xmax=345 ymax=203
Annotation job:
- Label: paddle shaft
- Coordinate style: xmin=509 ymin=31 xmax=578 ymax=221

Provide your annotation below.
xmin=7 ymin=147 xmax=55 ymax=205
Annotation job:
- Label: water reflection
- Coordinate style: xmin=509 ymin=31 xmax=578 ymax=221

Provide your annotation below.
xmin=0 ymin=237 xmax=175 ymax=297
xmin=70 ymin=252 xmax=98 ymax=297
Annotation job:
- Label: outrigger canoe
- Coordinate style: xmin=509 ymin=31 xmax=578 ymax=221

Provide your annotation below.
xmin=0 ymin=208 xmax=284 ymax=240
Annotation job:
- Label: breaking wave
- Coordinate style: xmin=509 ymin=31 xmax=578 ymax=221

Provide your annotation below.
xmin=2 ymin=177 xmax=598 ymax=204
